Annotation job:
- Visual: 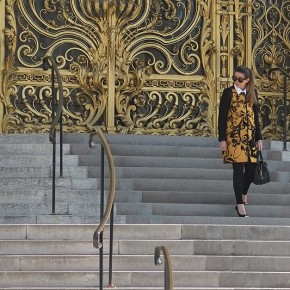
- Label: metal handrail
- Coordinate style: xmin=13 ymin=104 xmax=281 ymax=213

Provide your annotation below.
xmin=43 ymin=55 xmax=64 ymax=214
xmin=89 ymin=129 xmax=116 ymax=289
xmin=268 ymin=67 xmax=290 ymax=151
xmin=43 ymin=56 xmax=64 ymax=143
xmin=154 ymin=246 xmax=174 ymax=290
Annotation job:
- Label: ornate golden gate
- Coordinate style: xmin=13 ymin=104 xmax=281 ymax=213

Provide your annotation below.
xmin=0 ymin=0 xmax=289 ymax=138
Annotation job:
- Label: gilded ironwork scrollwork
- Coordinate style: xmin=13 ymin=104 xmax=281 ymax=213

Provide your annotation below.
xmin=252 ymin=0 xmax=290 ymax=140
xmin=0 ymin=0 xmax=289 ymax=139
xmin=117 ymin=0 xmax=215 ymax=135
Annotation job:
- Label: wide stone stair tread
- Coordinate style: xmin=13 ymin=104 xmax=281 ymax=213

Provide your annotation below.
xmin=2 ymin=224 xmax=290 ymax=240
xmin=72 ymin=143 xmax=223 ymax=157
xmin=0 ymin=166 xmax=88 ymax=178
xmin=63 ymin=133 xmax=221 ymax=147
xmin=0 ymin=189 xmax=139 ymax=203
xmin=2 ymin=224 xmax=290 ymax=288
xmin=0 ymin=155 xmax=78 ymax=167
xmin=0 ymin=288 xmax=287 ymax=290
xmin=79 ymin=154 xmax=227 ymax=168
xmin=0 ymin=215 xmax=121 ymax=225
xmin=88 ymin=166 xmax=233 ymax=179
xmin=0 ymin=177 xmax=72 ymax=189
xmin=0 ymin=134 xmax=48 ymax=144
xmin=126 ymin=215 xmax=290 ymax=225
xmin=1 ymin=270 xmax=290 ymax=288
xmin=140 ymin=190 xmax=290 ymax=206
xmin=3 ymin=254 xmax=290 ymax=271
xmin=115 ymin=202 xmax=290 ymax=218
xmin=130 ymin=178 xmax=289 ymax=194
xmin=0 ymin=144 xmax=70 ymax=155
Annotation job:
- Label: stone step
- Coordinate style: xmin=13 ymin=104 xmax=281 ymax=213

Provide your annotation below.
xmin=0 ymin=288 xmax=287 ymax=290
xmin=0 ymin=224 xmax=180 ymax=240
xmin=0 ymin=174 xmax=286 ymax=202
xmin=5 ymin=189 xmax=270 ymax=212
xmin=140 ymin=191 xmax=290 ymax=206
xmin=2 ymin=254 xmax=290 ymax=272
xmin=3 ymin=224 xmax=290 ymax=241
xmin=0 ymin=215 xmax=125 ymax=225
xmin=2 ymin=224 xmax=290 ymax=288
xmin=79 ymin=154 xmax=230 ymax=169
xmin=0 ymin=215 xmax=101 ymax=225
xmin=90 ymin=167 xmax=233 ymax=179
xmin=73 ymin=144 xmax=223 ymax=158
xmin=0 ymin=177 xmax=72 ymax=190
xmin=0 ymin=202 xmax=105 ymax=215
xmin=126 ymin=215 xmax=290 ymax=225
xmin=0 ymin=166 xmax=88 ymax=178
xmin=115 ymin=203 xmax=290 ymax=218
xmin=0 ymin=134 xmax=48 ymax=144
xmin=2 ymin=175 xmax=276 ymax=194
xmin=0 ymin=144 xmax=70 ymax=155
xmin=130 ymin=178 xmax=289 ymax=194
xmin=79 ymin=154 xmax=290 ymax=173
xmin=0 ymin=270 xmax=290 ymax=288
xmin=89 ymin=166 xmax=290 ymax=182
xmin=63 ymin=133 xmax=221 ymax=147
xmin=71 ymin=143 xmax=290 ymax=162
xmin=0 ymin=189 xmax=139 ymax=203
xmin=64 ymin=133 xmax=290 ymax=155
xmin=0 ymin=155 xmax=78 ymax=167
xmin=2 ymin=238 xmax=290 ymax=256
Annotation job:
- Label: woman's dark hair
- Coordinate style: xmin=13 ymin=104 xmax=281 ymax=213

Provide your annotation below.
xmin=234 ymin=65 xmax=257 ymax=105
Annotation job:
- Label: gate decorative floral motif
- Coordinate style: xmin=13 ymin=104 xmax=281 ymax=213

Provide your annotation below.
xmin=0 ymin=0 xmax=289 ymax=139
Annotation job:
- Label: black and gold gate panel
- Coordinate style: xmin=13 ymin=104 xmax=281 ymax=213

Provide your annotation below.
xmin=0 ymin=0 xmax=289 ymax=139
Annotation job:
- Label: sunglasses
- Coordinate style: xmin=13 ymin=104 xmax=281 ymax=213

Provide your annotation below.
xmin=232 ymin=75 xmax=247 ymax=83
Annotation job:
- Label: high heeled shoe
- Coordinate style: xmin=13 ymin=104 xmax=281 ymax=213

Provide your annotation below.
xmin=242 ymin=194 xmax=248 ymax=205
xmin=235 ymin=205 xmax=249 ymax=217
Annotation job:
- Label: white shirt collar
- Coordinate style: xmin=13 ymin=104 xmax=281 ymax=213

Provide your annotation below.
xmin=234 ymin=84 xmax=246 ymax=95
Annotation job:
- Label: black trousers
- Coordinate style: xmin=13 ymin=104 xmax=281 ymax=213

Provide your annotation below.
xmin=232 ymin=163 xmax=256 ymax=204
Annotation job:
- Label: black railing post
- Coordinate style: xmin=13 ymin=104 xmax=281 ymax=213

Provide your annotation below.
xmin=99 ymin=145 xmax=105 ymax=290
xmin=51 ymin=68 xmax=56 ymax=214
xmin=268 ymin=67 xmax=290 ymax=151
xmin=108 ymin=203 xmax=114 ymax=287
xmin=60 ymin=110 xmax=63 ymax=177
xmin=283 ymin=75 xmax=287 ymax=151
xmin=43 ymin=55 xmax=64 ymax=215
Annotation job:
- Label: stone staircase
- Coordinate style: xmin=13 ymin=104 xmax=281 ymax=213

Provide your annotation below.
xmin=2 ymin=223 xmax=290 ymax=289
xmin=2 ymin=224 xmax=290 ymax=289
xmin=1 ymin=133 xmax=290 ymax=289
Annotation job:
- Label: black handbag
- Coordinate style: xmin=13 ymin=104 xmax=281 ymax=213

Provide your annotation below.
xmin=253 ymin=151 xmax=270 ymax=185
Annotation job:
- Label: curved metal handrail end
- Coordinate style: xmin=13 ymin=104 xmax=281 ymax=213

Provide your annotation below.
xmin=89 ymin=132 xmax=98 ymax=148
xmin=154 ymin=245 xmax=174 ymax=290
xmin=42 ymin=55 xmax=64 ymax=143
xmin=90 ymin=129 xmax=116 ymax=249
xmin=93 ymin=231 xmax=102 ymax=249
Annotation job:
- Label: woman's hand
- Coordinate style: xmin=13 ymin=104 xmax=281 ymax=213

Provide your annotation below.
xmin=257 ymin=140 xmax=263 ymax=151
xmin=220 ymin=141 xmax=227 ymax=152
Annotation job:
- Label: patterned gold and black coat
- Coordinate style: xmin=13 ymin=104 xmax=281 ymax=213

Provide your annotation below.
xmin=218 ymin=87 xmax=262 ymax=163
